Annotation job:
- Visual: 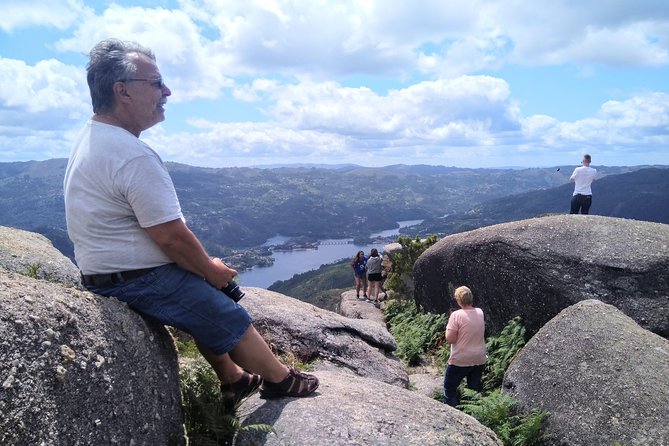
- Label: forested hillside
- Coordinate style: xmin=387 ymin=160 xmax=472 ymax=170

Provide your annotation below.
xmin=0 ymin=159 xmax=659 ymax=262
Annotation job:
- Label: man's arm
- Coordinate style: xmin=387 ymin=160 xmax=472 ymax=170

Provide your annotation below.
xmin=145 ymin=218 xmax=236 ymax=289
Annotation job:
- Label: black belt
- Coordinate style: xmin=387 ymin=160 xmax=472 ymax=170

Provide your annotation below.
xmin=81 ymin=267 xmax=157 ymax=287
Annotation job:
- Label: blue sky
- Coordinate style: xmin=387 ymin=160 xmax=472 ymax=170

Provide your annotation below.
xmin=1 ymin=0 xmax=668 ymax=168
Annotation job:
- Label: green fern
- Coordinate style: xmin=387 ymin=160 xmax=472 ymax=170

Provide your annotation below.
xmin=459 ymin=388 xmax=548 ymax=446
xmin=510 ymin=409 xmax=549 ymax=446
xmin=385 ymin=299 xmax=446 ymax=365
xmin=459 ymin=388 xmax=515 ymax=443
xmin=484 ymin=316 xmax=526 ymax=390
xmin=179 ymin=358 xmax=274 ymax=445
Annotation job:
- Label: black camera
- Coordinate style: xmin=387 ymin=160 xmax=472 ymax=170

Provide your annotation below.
xmin=221 ymin=280 xmax=245 ymax=302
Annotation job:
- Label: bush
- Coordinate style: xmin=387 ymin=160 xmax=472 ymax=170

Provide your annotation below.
xmin=385 ymin=234 xmax=438 ymax=296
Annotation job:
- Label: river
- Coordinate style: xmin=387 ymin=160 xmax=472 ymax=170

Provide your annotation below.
xmin=237 ymin=220 xmax=423 ymax=288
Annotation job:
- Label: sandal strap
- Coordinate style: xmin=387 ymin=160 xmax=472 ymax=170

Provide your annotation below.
xmin=221 ymin=370 xmax=263 ymax=406
xmin=284 ymin=369 xmax=317 ymax=394
xmin=260 ymin=368 xmax=319 ymax=398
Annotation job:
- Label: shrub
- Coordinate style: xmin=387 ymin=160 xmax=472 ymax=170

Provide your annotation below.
xmin=385 ymin=234 xmax=438 ymax=296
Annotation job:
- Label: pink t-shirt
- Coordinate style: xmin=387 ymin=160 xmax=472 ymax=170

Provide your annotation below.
xmin=447 ymin=308 xmax=486 ymax=366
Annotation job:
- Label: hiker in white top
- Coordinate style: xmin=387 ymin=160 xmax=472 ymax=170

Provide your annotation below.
xmin=569 ymin=154 xmax=597 ymax=214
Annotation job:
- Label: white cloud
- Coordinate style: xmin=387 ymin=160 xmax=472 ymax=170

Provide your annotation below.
xmin=146 ymin=121 xmax=349 ymax=166
xmin=145 ymin=76 xmax=528 ymax=166
xmin=0 ymin=0 xmax=87 ymax=32
xmin=0 ymin=57 xmax=89 ymax=124
xmin=0 ymin=56 xmax=88 ymax=162
xmin=1 ymin=0 xmax=668 ymax=168
xmin=521 ymin=93 xmax=669 ymax=151
xmin=491 ymin=0 xmax=669 ymax=67
xmin=54 ymin=5 xmax=234 ymax=101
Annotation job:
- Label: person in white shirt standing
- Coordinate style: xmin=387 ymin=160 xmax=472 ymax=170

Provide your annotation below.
xmin=569 ymin=154 xmax=597 ymax=214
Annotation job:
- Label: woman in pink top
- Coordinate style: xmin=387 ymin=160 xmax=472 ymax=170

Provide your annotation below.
xmin=443 ymin=286 xmax=486 ymax=407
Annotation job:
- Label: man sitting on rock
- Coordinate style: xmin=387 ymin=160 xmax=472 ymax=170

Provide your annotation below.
xmin=64 ymin=38 xmax=318 ymax=407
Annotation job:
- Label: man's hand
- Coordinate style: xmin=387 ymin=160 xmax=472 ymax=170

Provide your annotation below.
xmin=207 ymin=258 xmax=238 ymax=290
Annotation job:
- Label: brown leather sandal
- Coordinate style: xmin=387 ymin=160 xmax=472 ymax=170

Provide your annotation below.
xmin=259 ymin=368 xmax=319 ymax=399
xmin=220 ymin=370 xmax=263 ymax=408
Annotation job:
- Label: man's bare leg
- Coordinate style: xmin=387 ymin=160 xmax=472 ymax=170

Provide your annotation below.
xmin=228 ymin=325 xmax=290 ymax=383
xmin=196 ymin=342 xmax=245 ymax=384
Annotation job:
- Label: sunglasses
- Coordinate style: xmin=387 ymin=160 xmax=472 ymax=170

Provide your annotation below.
xmin=121 ymin=77 xmax=165 ymax=89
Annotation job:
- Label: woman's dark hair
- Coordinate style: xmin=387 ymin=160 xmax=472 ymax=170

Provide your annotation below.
xmin=370 ymin=248 xmax=379 ymax=257
xmin=86 ymin=38 xmax=155 ymax=113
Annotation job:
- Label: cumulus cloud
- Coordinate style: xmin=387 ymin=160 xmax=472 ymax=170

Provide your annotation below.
xmin=0 ymin=0 xmax=87 ymax=32
xmin=0 ymin=57 xmax=87 ymax=115
xmin=521 ymin=93 xmax=669 ymax=151
xmin=144 ymin=76 xmax=527 ymax=166
xmin=491 ymin=0 xmax=669 ymax=67
xmin=1 ymin=0 xmax=668 ymax=167
xmin=54 ymin=5 xmax=234 ymax=102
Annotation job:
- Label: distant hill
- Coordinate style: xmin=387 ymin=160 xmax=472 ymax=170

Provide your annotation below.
xmin=414 ymin=167 xmax=669 ymax=236
xmin=0 ymin=159 xmax=661 ymax=262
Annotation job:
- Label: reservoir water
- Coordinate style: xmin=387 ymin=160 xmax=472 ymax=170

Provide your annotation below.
xmin=238 ymin=220 xmax=423 ymax=288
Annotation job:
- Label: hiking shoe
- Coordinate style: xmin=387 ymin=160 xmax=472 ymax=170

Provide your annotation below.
xmin=259 ymin=368 xmax=319 ymax=399
xmin=221 ymin=370 xmax=263 ymax=408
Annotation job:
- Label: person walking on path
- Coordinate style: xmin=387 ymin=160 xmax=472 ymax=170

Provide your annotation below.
xmin=569 ymin=154 xmax=597 ymax=214
xmin=365 ymin=248 xmax=383 ymax=305
xmin=64 ymin=39 xmax=318 ymax=409
xmin=443 ymin=286 xmax=486 ymax=407
xmin=350 ymin=250 xmax=368 ymax=299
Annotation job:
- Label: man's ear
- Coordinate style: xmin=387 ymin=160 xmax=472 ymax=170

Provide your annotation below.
xmin=113 ymin=81 xmax=131 ymax=101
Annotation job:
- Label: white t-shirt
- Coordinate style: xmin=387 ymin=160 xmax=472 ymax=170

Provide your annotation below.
xmin=570 ymin=165 xmax=597 ymax=196
xmin=64 ymin=120 xmax=183 ymax=274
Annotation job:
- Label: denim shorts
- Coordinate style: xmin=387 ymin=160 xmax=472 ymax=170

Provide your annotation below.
xmin=86 ymin=263 xmax=252 ymax=355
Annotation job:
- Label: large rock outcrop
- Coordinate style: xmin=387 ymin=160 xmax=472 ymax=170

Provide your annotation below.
xmin=0 ymin=270 xmax=185 ymax=445
xmin=0 ymin=225 xmax=498 ymax=444
xmin=338 ymin=289 xmax=387 ymax=325
xmin=413 ymin=215 xmax=669 ymax=337
xmin=503 ymin=300 xmax=669 ymax=446
xmin=0 ymin=226 xmax=81 ymax=287
xmin=242 ymin=287 xmax=408 ymax=387
xmin=236 ymin=370 xmax=501 ymax=446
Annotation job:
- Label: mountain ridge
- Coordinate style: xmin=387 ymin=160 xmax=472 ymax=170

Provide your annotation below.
xmin=0 ymin=159 xmax=665 ymax=266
